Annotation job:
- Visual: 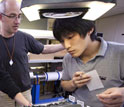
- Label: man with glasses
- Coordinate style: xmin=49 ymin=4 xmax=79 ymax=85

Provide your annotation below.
xmin=0 ymin=0 xmax=64 ymax=107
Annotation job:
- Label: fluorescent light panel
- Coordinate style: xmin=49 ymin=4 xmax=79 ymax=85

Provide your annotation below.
xmin=21 ymin=5 xmax=41 ymax=21
xmin=83 ymin=1 xmax=116 ymax=20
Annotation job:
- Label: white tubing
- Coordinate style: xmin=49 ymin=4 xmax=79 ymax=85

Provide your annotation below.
xmin=45 ymin=72 xmax=62 ymax=81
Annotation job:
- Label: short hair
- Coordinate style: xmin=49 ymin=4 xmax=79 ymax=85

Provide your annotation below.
xmin=53 ymin=16 xmax=97 ymax=42
xmin=0 ymin=0 xmax=6 ymax=13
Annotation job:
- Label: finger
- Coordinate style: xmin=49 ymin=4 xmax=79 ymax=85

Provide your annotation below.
xmin=104 ymin=103 xmax=122 ymax=107
xmin=81 ymin=74 xmax=91 ymax=79
xmin=109 ymin=93 xmax=122 ymax=99
xmin=75 ymin=75 xmax=91 ymax=82
xmin=97 ymin=93 xmax=122 ymax=99
xmin=74 ymin=72 xmax=84 ymax=77
xmin=77 ymin=83 xmax=87 ymax=88
xmin=98 ymin=97 xmax=122 ymax=105
xmin=97 ymin=93 xmax=113 ymax=99
xmin=75 ymin=78 xmax=91 ymax=86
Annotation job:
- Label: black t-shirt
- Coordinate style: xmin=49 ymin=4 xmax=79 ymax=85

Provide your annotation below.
xmin=0 ymin=31 xmax=44 ymax=93
xmin=0 ymin=69 xmax=20 ymax=99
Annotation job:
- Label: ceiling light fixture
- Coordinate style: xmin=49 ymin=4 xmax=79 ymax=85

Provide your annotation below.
xmin=39 ymin=8 xmax=88 ymax=19
xmin=21 ymin=0 xmax=116 ymax=21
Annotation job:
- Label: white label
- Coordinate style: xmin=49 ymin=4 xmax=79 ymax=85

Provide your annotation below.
xmin=77 ymin=100 xmax=84 ymax=107
xmin=69 ymin=95 xmax=75 ymax=103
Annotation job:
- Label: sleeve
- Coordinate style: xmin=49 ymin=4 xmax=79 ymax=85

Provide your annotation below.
xmin=120 ymin=48 xmax=124 ymax=81
xmin=0 ymin=70 xmax=21 ymax=99
xmin=61 ymin=54 xmax=70 ymax=80
xmin=25 ymin=33 xmax=44 ymax=54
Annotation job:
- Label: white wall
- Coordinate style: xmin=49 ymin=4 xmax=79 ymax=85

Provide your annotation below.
xmin=96 ymin=13 xmax=124 ymax=43
xmin=19 ymin=14 xmax=48 ymax=30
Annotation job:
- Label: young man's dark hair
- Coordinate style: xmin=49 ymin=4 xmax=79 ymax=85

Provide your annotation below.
xmin=53 ymin=17 xmax=97 ymax=42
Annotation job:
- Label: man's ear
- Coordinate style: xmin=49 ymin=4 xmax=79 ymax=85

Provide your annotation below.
xmin=89 ymin=28 xmax=94 ymax=35
xmin=88 ymin=28 xmax=94 ymax=36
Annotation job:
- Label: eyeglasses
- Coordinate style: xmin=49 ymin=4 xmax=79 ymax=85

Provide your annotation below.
xmin=1 ymin=13 xmax=22 ymax=20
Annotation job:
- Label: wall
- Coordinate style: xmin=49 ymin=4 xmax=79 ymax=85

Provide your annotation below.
xmin=96 ymin=13 xmax=124 ymax=43
xmin=19 ymin=16 xmax=67 ymax=60
xmin=19 ymin=14 xmax=48 ymax=30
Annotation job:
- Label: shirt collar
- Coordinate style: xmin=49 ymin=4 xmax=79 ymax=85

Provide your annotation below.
xmin=96 ymin=37 xmax=108 ymax=56
xmin=75 ymin=37 xmax=108 ymax=62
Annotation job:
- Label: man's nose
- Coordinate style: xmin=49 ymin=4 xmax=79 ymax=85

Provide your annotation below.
xmin=14 ymin=17 xmax=21 ymax=24
xmin=64 ymin=40 xmax=71 ymax=49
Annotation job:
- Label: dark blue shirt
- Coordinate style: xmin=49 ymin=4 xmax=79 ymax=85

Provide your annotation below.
xmin=0 ymin=31 xmax=44 ymax=94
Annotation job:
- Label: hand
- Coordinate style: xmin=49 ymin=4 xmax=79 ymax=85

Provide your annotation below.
xmin=72 ymin=71 xmax=91 ymax=88
xmin=28 ymin=103 xmax=32 ymax=107
xmin=97 ymin=87 xmax=124 ymax=107
xmin=24 ymin=103 xmax=32 ymax=107
xmin=14 ymin=93 xmax=32 ymax=107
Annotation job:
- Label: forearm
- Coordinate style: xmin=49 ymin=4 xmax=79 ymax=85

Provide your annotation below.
xmin=14 ymin=93 xmax=31 ymax=106
xmin=0 ymin=70 xmax=21 ymax=99
xmin=42 ymin=44 xmax=64 ymax=54
xmin=61 ymin=80 xmax=77 ymax=92
xmin=0 ymin=71 xmax=31 ymax=106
